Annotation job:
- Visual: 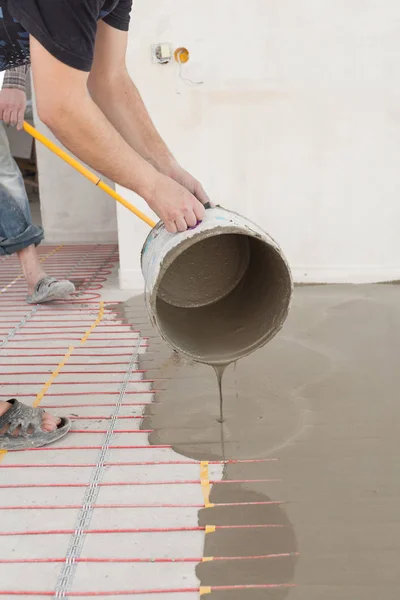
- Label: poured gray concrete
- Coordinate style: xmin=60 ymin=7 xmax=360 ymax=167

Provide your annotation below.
xmin=138 ymin=284 xmax=400 ymax=600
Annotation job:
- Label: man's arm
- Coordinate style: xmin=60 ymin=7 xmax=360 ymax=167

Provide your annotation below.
xmin=88 ymin=22 xmax=175 ymax=176
xmin=88 ymin=21 xmax=210 ymax=207
xmin=30 ymin=36 xmax=204 ymax=232
xmin=0 ymin=66 xmax=28 ymax=129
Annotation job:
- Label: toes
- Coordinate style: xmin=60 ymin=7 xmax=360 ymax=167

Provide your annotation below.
xmin=42 ymin=421 xmax=57 ymax=432
xmin=41 ymin=412 xmax=59 ymax=432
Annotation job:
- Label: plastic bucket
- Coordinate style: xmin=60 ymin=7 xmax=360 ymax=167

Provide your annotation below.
xmin=141 ymin=206 xmax=293 ymax=365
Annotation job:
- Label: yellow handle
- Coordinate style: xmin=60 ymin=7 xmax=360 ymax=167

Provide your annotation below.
xmin=23 ymin=121 xmax=156 ymax=229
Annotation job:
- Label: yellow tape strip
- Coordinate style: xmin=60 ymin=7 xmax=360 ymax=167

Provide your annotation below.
xmin=39 ymin=244 xmax=64 ymax=263
xmin=0 ymin=450 xmax=7 ymax=464
xmin=33 ymin=345 xmax=74 ymax=408
xmin=200 ymin=461 xmax=211 ymax=507
xmin=202 ymin=556 xmax=214 ymax=562
xmin=200 ymin=587 xmax=212 ymax=596
xmin=0 ymin=274 xmax=23 ymax=295
xmin=34 ymin=302 xmax=105 ymax=407
xmin=80 ymin=302 xmax=104 ymax=344
xmin=205 ymin=525 xmax=216 ymax=535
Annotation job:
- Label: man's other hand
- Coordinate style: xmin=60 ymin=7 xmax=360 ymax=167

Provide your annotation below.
xmin=0 ymin=88 xmax=27 ymax=130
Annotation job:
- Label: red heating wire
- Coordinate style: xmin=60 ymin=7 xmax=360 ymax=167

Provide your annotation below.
xmin=0 ymin=553 xmax=297 ymax=564
xmin=0 ymin=458 xmax=276 ymax=468
xmin=0 ymin=265 xmax=115 ymax=272
xmin=0 ymin=301 xmax=121 ymax=317
xmin=69 ymin=429 xmax=153 ymax=433
xmin=2 ymin=269 xmax=110 ymax=275
xmin=0 ymin=364 xmax=151 ymax=368
xmin=0 ymin=347 xmax=149 ymax=351
xmin=0 ymin=371 xmax=149 ymax=376
xmin=0 ymin=325 xmax=135 ymax=329
xmin=2 ymin=440 xmax=246 ymax=449
xmin=0 ymin=391 xmax=157 ymax=397
xmin=0 ymin=380 xmax=159 ymax=385
xmin=0 ymin=479 xmax=280 ymax=489
xmin=0 ymin=584 xmax=296 ymax=595
xmin=0 ymin=297 xmax=105 ymax=304
xmin=0 ymin=354 xmax=148 ymax=358
xmin=0 ymin=296 xmax=102 ymax=302
xmin=39 ymin=403 xmax=153 ymax=408
xmin=3 ymin=339 xmax=144 ymax=343
xmin=4 ymin=284 xmax=105 ymax=294
xmin=12 ymin=444 xmax=171 ymax=451
xmin=0 ymin=524 xmax=285 ymax=536
xmin=0 ymin=501 xmax=284 ymax=510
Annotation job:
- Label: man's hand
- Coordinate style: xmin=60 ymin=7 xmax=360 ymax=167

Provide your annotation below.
xmin=0 ymin=88 xmax=27 ymax=130
xmin=148 ymin=173 xmax=206 ymax=233
xmin=167 ymin=163 xmax=211 ymax=207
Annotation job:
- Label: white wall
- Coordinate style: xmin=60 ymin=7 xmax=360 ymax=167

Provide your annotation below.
xmin=34 ymin=124 xmax=118 ymax=244
xmin=115 ymin=0 xmax=400 ymax=287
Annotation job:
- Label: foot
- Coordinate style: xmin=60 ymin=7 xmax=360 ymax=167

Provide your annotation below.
xmin=0 ymin=400 xmax=71 ymax=450
xmin=0 ymin=400 xmax=60 ymax=433
xmin=26 ymin=276 xmax=75 ymax=304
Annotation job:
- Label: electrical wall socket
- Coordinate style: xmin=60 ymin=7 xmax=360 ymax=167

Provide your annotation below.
xmin=151 ymin=43 xmax=172 ymax=64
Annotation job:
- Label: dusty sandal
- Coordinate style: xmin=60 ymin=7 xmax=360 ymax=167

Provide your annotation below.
xmin=0 ymin=399 xmax=71 ymax=450
xmin=26 ymin=276 xmax=76 ymax=304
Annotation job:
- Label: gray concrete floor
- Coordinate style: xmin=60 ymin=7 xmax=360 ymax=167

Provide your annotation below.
xmin=1 ymin=254 xmax=399 ymax=599
xmin=133 ymin=283 xmax=400 ymax=600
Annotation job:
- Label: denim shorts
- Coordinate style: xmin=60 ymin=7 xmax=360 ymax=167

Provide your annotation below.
xmin=0 ymin=123 xmax=44 ymax=256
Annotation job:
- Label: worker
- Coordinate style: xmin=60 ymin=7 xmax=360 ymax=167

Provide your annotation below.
xmin=0 ymin=0 xmax=210 ymax=450
xmin=0 ymin=65 xmax=75 ymax=302
xmin=0 ymin=65 xmax=75 ymax=450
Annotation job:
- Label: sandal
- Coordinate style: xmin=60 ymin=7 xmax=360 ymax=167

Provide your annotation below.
xmin=26 ymin=276 xmax=75 ymax=304
xmin=0 ymin=399 xmax=71 ymax=450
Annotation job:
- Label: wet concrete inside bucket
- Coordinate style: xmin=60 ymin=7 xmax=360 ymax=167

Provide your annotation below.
xmin=155 ymin=232 xmax=292 ymax=366
xmin=158 ymin=233 xmax=251 ymax=308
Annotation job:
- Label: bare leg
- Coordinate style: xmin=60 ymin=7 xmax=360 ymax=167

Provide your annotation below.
xmin=17 ymin=244 xmax=75 ymax=303
xmin=17 ymin=244 xmax=46 ymax=295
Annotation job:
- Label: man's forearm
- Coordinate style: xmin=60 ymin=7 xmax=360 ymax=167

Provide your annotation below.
xmin=39 ymin=89 xmax=161 ymax=202
xmin=88 ymin=69 xmax=177 ymax=177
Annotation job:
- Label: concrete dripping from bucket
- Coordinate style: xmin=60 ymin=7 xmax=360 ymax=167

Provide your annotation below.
xmin=212 ymin=360 xmax=238 ymax=426
xmin=214 ymin=364 xmax=228 ymax=424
